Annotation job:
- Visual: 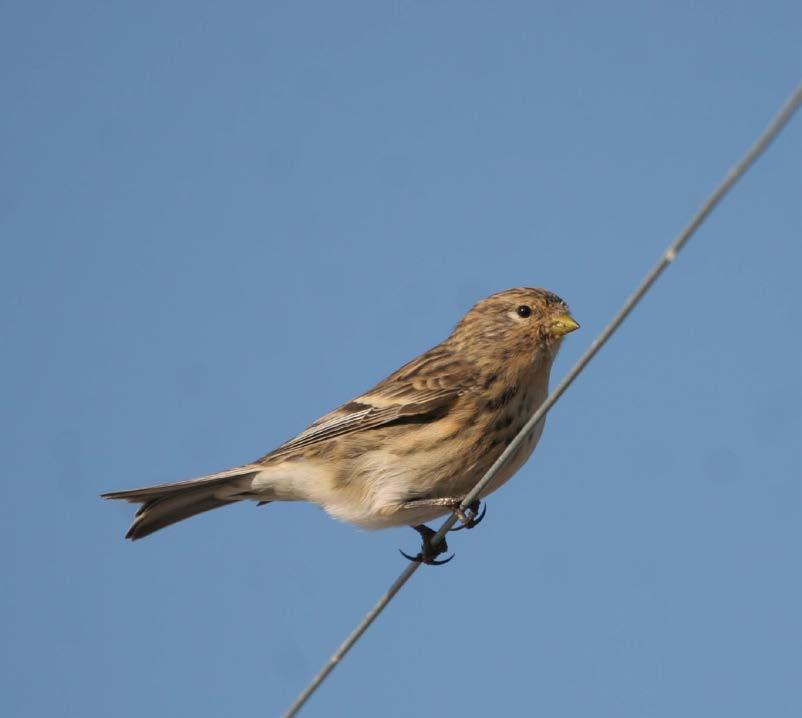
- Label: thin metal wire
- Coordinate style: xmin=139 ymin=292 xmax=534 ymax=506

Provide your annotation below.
xmin=282 ymin=85 xmax=802 ymax=718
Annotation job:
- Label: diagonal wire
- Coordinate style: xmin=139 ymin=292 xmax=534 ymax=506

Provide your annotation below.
xmin=282 ymin=84 xmax=802 ymax=718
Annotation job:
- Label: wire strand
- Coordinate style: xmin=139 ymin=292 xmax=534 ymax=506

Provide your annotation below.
xmin=282 ymin=84 xmax=802 ymax=718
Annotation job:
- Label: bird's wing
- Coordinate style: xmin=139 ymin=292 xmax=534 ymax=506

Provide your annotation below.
xmin=260 ymin=346 xmax=476 ymax=460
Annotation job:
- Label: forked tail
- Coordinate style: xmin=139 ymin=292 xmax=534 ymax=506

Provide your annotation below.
xmin=102 ymin=466 xmax=262 ymax=540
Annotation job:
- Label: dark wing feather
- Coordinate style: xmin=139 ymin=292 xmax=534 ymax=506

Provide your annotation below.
xmin=260 ymin=345 xmax=477 ymax=461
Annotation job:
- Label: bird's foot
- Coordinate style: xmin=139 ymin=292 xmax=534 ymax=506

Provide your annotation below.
xmin=449 ymin=499 xmax=487 ymax=531
xmin=399 ymin=525 xmax=453 ymax=566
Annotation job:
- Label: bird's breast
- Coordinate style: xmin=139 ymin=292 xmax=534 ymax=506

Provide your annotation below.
xmin=477 ymin=377 xmax=549 ymax=494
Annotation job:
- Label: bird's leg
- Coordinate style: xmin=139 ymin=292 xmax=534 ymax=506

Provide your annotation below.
xmin=449 ymin=498 xmax=487 ymax=531
xmin=398 ymin=496 xmax=487 ymax=531
xmin=399 ymin=525 xmax=453 ymax=565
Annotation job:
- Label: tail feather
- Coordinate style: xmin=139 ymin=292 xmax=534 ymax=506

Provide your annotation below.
xmin=102 ymin=465 xmax=261 ymax=540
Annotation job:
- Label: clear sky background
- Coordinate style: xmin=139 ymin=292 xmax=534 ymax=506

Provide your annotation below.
xmin=1 ymin=3 xmax=800 ymax=717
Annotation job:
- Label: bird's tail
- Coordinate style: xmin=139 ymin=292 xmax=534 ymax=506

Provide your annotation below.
xmin=102 ymin=465 xmax=263 ymax=540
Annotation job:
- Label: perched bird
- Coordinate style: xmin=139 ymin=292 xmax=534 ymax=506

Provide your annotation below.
xmin=103 ymin=288 xmax=578 ymax=563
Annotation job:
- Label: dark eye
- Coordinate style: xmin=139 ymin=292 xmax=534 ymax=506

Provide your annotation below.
xmin=516 ymin=305 xmax=532 ymax=318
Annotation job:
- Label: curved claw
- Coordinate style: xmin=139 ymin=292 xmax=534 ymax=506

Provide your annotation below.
xmin=429 ymin=553 xmax=455 ymax=565
xmin=451 ymin=501 xmax=487 ymax=531
xmin=398 ymin=549 xmax=455 ymax=566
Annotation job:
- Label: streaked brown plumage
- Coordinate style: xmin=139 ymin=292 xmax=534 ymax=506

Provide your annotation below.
xmin=103 ymin=288 xmax=579 ymax=554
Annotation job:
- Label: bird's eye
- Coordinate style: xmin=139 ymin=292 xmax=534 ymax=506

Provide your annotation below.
xmin=516 ymin=305 xmax=532 ymax=318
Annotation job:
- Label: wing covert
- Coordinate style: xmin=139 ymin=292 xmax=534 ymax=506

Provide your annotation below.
xmin=260 ymin=345 xmax=477 ymax=461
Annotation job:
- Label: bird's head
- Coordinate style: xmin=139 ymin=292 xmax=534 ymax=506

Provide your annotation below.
xmin=450 ymin=287 xmax=579 ymax=361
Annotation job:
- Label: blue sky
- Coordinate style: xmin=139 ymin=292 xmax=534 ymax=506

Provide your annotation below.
xmin=1 ymin=2 xmax=800 ymax=717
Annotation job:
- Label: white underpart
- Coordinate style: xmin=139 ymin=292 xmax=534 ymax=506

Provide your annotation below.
xmin=249 ymin=463 xmax=333 ymax=502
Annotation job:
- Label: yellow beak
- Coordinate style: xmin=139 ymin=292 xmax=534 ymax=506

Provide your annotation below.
xmin=549 ymin=313 xmax=580 ymax=336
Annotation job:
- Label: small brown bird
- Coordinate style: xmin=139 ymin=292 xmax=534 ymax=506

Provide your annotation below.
xmin=103 ymin=288 xmax=578 ymax=563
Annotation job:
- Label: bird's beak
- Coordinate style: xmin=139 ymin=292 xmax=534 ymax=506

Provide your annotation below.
xmin=549 ymin=313 xmax=580 ymax=337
